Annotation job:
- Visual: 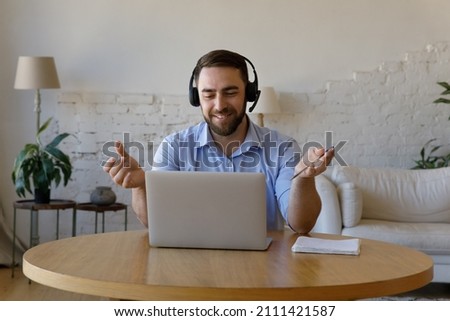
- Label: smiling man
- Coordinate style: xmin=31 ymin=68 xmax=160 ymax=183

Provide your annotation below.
xmin=103 ymin=49 xmax=334 ymax=234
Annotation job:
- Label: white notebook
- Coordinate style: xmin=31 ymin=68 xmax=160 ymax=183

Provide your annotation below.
xmin=291 ymin=236 xmax=361 ymax=255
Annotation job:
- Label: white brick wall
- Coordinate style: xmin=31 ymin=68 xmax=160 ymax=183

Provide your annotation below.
xmin=47 ymin=41 xmax=450 ymax=239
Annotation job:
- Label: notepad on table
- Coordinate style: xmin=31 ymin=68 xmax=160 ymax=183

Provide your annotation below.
xmin=291 ymin=236 xmax=361 ymax=255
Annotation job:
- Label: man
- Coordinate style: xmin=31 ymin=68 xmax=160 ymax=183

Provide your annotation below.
xmin=103 ymin=49 xmax=334 ymax=234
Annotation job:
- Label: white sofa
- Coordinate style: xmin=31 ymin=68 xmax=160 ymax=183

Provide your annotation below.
xmin=312 ymin=165 xmax=450 ymax=283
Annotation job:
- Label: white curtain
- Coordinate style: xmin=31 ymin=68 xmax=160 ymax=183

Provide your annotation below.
xmin=0 ymin=204 xmax=25 ymax=266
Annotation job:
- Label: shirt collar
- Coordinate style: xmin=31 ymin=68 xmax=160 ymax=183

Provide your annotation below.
xmin=197 ymin=122 xmax=214 ymax=148
xmin=243 ymin=118 xmax=263 ymax=149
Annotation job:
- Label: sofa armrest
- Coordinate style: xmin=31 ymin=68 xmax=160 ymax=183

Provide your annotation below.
xmin=311 ymin=174 xmax=343 ymax=234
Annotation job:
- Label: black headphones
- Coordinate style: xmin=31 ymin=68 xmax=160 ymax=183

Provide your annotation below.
xmin=188 ymin=56 xmax=261 ymax=112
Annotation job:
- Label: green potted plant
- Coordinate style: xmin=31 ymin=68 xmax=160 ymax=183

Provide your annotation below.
xmin=412 ymin=138 xmax=450 ymax=169
xmin=412 ymin=82 xmax=450 ymax=169
xmin=12 ymin=117 xmax=73 ymax=203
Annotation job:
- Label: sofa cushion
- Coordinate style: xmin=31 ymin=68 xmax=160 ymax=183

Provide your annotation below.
xmin=337 ymin=182 xmax=363 ymax=227
xmin=313 ymin=174 xmax=343 ymax=234
xmin=342 ymin=219 xmax=450 ymax=255
xmin=330 ymin=166 xmax=450 ymax=223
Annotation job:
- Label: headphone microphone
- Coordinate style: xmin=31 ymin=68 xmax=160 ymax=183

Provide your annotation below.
xmin=248 ymin=86 xmax=261 ymax=113
xmin=189 ymin=56 xmax=261 ymax=112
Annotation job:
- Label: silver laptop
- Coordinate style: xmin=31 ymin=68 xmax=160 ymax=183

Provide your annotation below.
xmin=145 ymin=171 xmax=272 ymax=250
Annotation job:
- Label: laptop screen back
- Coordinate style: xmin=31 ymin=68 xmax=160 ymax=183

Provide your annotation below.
xmin=145 ymin=171 xmax=270 ymax=250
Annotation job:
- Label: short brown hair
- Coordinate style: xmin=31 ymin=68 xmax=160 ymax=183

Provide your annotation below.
xmin=193 ymin=49 xmax=249 ymax=85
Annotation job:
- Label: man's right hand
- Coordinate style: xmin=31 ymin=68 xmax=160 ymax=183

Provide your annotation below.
xmin=103 ymin=141 xmax=145 ymax=189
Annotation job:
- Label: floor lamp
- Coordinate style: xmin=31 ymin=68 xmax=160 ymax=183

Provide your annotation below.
xmin=14 ymin=56 xmax=61 ymax=135
xmin=253 ymin=86 xmax=281 ymax=127
xmin=14 ymin=56 xmax=60 ymax=246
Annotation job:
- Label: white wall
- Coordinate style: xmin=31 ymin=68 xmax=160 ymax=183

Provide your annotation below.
xmin=3 ymin=0 xmax=450 ymax=93
xmin=1 ymin=0 xmax=450 ymax=245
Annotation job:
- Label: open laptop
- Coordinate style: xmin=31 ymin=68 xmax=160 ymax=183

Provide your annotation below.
xmin=145 ymin=171 xmax=272 ymax=250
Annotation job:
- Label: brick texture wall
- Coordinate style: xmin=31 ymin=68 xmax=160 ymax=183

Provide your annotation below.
xmin=46 ymin=42 xmax=450 ymax=238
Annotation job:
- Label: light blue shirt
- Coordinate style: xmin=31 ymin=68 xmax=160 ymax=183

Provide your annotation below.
xmin=151 ymin=119 xmax=301 ymax=230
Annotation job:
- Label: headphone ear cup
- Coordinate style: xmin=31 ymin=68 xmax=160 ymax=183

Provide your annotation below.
xmin=189 ymin=73 xmax=200 ymax=107
xmin=245 ymin=82 xmax=257 ymax=102
xmin=189 ymin=87 xmax=200 ymax=106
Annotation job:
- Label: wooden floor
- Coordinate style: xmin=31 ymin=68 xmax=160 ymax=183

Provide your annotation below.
xmin=0 ymin=266 xmax=105 ymax=301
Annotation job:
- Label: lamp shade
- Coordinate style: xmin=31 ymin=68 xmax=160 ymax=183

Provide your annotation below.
xmin=14 ymin=56 xmax=60 ymax=89
xmin=254 ymin=86 xmax=281 ymax=114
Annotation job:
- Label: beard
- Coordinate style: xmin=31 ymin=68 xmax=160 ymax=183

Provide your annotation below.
xmin=203 ymin=105 xmax=246 ymax=137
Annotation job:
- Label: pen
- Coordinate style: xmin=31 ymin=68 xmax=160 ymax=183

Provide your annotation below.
xmin=291 ymin=147 xmax=334 ymax=180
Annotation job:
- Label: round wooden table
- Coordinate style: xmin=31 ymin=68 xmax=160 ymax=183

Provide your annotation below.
xmin=22 ymin=229 xmax=433 ymax=300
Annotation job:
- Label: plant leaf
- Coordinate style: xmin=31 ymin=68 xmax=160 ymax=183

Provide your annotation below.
xmin=37 ymin=117 xmax=53 ymax=137
xmin=12 ymin=145 xmax=39 ymax=186
xmin=47 ymin=132 xmax=71 ymax=148
xmin=44 ymin=145 xmax=71 ymax=165
xmin=437 ymin=82 xmax=450 ymax=91
xmin=434 ymin=98 xmax=450 ymax=104
xmin=430 ymin=145 xmax=442 ymax=154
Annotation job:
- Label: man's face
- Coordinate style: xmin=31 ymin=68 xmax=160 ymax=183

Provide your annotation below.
xmin=197 ymin=66 xmax=247 ymax=137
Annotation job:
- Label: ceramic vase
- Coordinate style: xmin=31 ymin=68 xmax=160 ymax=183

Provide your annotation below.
xmin=90 ymin=186 xmax=116 ymax=206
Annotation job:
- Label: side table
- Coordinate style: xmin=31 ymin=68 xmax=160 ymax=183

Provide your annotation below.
xmin=12 ymin=199 xmax=77 ymax=278
xmin=75 ymin=203 xmax=127 ymax=234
